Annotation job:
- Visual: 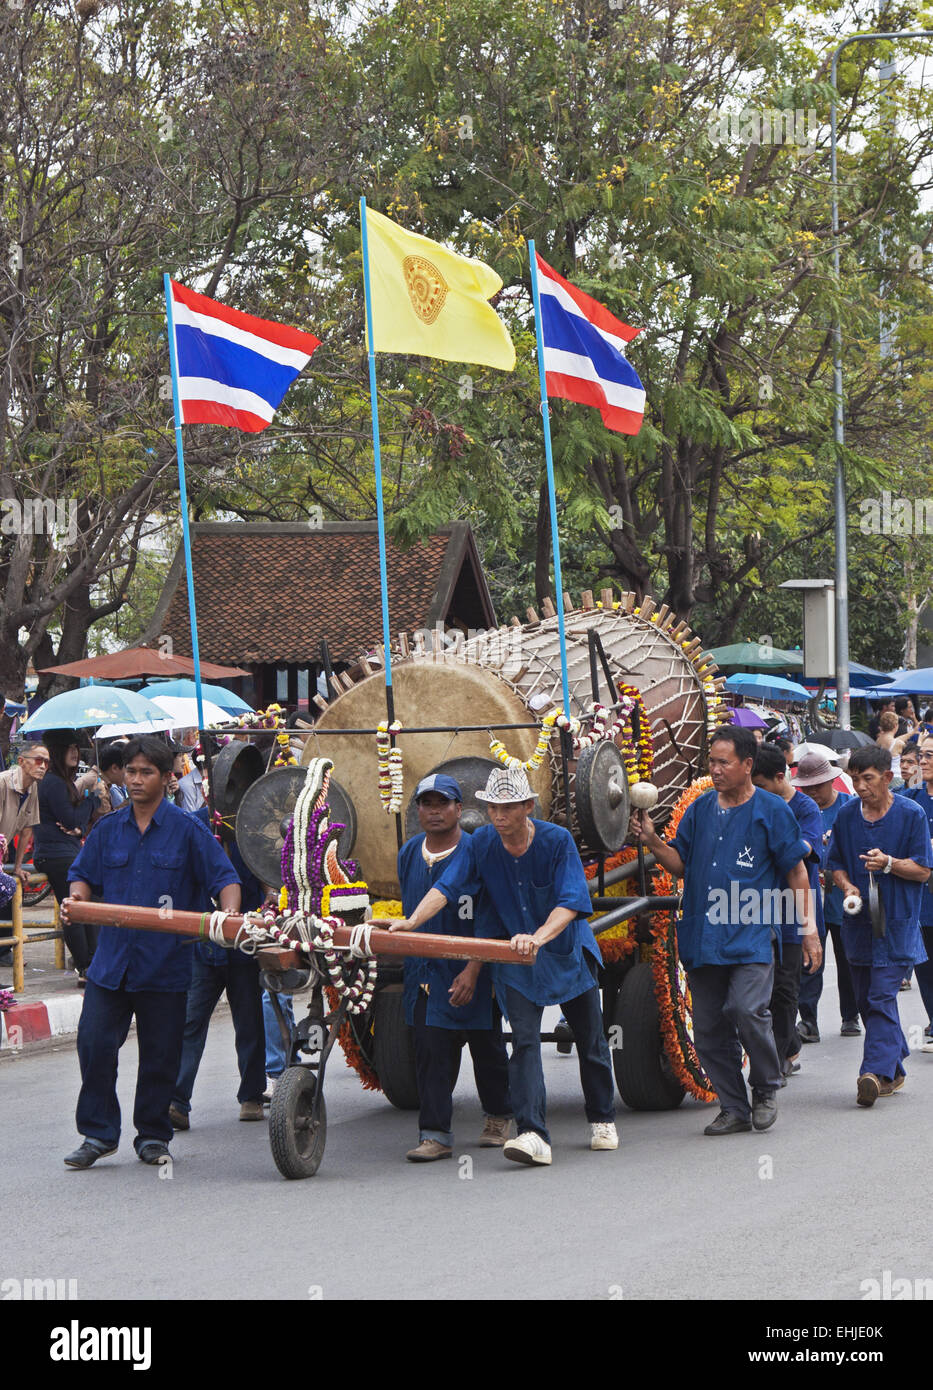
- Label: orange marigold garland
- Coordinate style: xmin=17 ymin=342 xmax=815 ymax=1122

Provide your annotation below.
xmin=324 ymin=898 xmax=406 ymax=1092
xmin=616 ymin=682 xmax=653 ymax=785
xmin=585 ymin=848 xmax=640 ymax=963
xmin=648 ymin=776 xmax=718 ymax=1104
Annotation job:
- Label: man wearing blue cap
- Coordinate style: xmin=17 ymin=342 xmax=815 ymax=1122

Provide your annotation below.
xmin=398 ymin=773 xmax=512 ymax=1162
xmin=378 ymin=765 xmax=617 ymax=1166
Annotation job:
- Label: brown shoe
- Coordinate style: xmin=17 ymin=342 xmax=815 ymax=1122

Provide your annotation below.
xmin=406 ymin=1138 xmax=452 ymax=1162
xmin=857 ymin=1073 xmax=882 ymax=1107
xmin=239 ymin=1100 xmax=265 ymax=1121
xmin=879 ymin=1074 xmax=906 ymax=1097
xmin=478 ymin=1116 xmax=512 ymax=1147
xmin=168 ymin=1104 xmax=189 ymax=1131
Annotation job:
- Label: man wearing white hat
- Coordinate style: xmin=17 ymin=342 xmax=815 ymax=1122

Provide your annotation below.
xmin=377 ymin=765 xmax=617 ymax=1165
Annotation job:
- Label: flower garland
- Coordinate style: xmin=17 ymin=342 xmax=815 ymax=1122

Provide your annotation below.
xmin=490 ymin=708 xmax=560 ymax=771
xmin=616 ymin=681 xmax=653 ymax=785
xmin=563 ymin=698 xmax=634 ymax=752
xmin=584 ymin=847 xmax=640 ymax=963
xmin=648 ymin=776 xmax=717 ymax=1104
xmin=376 ymin=720 xmax=403 ymax=813
xmin=273 ymin=731 xmax=298 ymax=767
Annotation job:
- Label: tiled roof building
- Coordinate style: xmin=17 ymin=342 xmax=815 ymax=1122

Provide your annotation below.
xmin=146 ymin=522 xmax=496 ymax=709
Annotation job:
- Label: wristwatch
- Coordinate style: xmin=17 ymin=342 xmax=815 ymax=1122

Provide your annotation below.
xmin=883 ymin=855 xmax=894 ymax=874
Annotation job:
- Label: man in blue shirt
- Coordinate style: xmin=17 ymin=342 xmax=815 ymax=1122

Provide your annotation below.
xmin=61 ymin=736 xmax=241 ymax=1168
xmin=894 ymin=733 xmax=933 ymax=1054
xmin=377 ymin=766 xmax=616 ymax=1166
xmin=792 ymin=753 xmax=859 ymax=1039
xmin=752 ymin=742 xmax=824 ymax=1079
xmin=635 ymin=726 xmax=819 ymax=1135
xmin=399 ymin=774 xmax=511 ymax=1162
xmin=826 ymin=744 xmax=932 ymax=1105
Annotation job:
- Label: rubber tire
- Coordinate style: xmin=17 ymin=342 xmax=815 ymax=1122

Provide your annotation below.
xmin=373 ymin=987 xmax=420 ymax=1110
xmin=269 ymin=1066 xmax=327 ymax=1179
xmin=22 ymin=878 xmax=52 ymax=908
xmin=611 ymin=962 xmax=686 ymax=1111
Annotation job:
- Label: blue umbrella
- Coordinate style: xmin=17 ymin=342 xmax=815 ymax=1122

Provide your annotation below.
xmin=17 ymin=684 xmax=171 ymax=735
xmin=860 ymin=667 xmax=933 ymax=698
xmin=140 ymin=680 xmax=253 ymax=716
xmin=725 ymin=673 xmax=813 ymax=702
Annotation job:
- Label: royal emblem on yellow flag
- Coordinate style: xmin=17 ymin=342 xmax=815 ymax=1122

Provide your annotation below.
xmin=364 ymin=207 xmax=515 ymax=370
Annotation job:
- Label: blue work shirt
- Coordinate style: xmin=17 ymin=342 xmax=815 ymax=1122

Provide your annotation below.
xmin=786 ymin=789 xmax=825 ymax=941
xmin=399 ymin=834 xmax=493 ymax=1030
xmin=672 ymin=788 xmax=808 ymax=969
xmin=69 ymin=799 xmax=241 ymax=992
xmin=819 ymin=791 xmax=851 ymax=925
xmin=825 ymin=794 xmax=931 ymax=968
xmin=434 ymin=820 xmax=598 ymax=1010
xmin=898 ymin=785 xmax=933 ymax=929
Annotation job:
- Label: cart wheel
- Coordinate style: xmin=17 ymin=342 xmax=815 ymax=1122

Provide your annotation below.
xmin=373 ymin=987 xmax=420 ymax=1110
xmin=611 ymin=962 xmax=686 ymax=1111
xmin=269 ymin=1067 xmax=327 ymax=1179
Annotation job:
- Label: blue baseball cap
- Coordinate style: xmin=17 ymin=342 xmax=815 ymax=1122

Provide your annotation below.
xmin=415 ymin=773 xmax=463 ymax=802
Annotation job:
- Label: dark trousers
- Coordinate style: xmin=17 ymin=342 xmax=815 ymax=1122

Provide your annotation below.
xmin=688 ymin=961 xmax=781 ymax=1120
xmin=504 ymin=983 xmax=615 ymax=1144
xmin=849 ymin=962 xmax=910 ymax=1080
xmin=75 ymin=979 xmax=187 ymax=1151
xmin=412 ymin=990 xmax=511 ymax=1144
xmin=914 ymin=925 xmax=933 ymax=1030
xmin=35 ymin=851 xmax=99 ymax=974
xmin=172 ymin=950 xmax=266 ymax=1111
xmin=771 ymin=942 xmax=803 ymax=1059
xmin=798 ymin=920 xmax=858 ymax=1024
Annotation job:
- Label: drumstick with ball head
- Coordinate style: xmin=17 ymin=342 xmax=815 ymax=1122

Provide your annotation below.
xmin=629 ymin=782 xmax=659 ymax=896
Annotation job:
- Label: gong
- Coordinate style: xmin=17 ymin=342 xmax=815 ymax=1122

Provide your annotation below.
xmin=211 ymin=741 xmax=265 ymax=844
xmin=235 ymin=766 xmax=358 ymax=889
xmin=403 ymin=756 xmax=498 ymax=842
xmin=574 ymin=741 xmax=631 ymax=853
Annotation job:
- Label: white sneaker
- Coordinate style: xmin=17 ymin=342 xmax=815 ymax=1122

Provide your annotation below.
xmin=590 ymin=1122 xmax=619 ymax=1150
xmin=920 ymin=1038 xmax=933 ymax=1054
xmin=503 ymin=1131 xmax=552 ymax=1165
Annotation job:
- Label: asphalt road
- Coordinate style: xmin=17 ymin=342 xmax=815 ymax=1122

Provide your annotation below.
xmin=3 ymin=976 xmax=932 ymax=1302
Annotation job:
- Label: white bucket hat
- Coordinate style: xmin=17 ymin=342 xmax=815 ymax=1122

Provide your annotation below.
xmin=475 ymin=766 xmax=537 ymax=804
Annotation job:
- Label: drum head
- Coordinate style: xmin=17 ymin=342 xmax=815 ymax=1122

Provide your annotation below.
xmin=235 ymin=766 xmax=357 ymax=888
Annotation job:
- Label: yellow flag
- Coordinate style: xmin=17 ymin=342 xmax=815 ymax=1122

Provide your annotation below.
xmin=364 ymin=207 xmax=515 ymax=371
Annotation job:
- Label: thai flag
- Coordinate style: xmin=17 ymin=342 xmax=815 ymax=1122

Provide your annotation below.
xmin=535 ymin=253 xmax=645 ymax=435
xmin=168 ymin=280 xmax=320 ymax=432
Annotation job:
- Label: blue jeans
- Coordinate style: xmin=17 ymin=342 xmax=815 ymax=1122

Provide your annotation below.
xmin=76 ymin=980 xmax=187 ymax=1151
xmin=172 ymin=948 xmax=266 ymax=1112
xmin=504 ymin=983 xmax=614 ymax=1144
xmin=262 ymin=990 xmax=296 ymax=1077
xmin=412 ymin=990 xmax=511 ymax=1144
xmin=849 ymin=962 xmax=910 ymax=1080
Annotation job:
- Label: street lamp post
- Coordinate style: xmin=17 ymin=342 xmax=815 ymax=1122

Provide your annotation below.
xmin=830 ymin=29 xmax=933 ymax=729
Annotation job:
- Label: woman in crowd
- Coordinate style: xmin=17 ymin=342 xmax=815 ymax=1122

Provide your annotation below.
xmin=33 ymin=730 xmax=100 ymax=986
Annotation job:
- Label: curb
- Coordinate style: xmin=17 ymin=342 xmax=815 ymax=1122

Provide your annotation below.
xmin=0 ymin=994 xmax=84 ymax=1051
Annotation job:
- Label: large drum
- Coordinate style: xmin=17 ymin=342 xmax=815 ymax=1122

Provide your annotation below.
xmin=301 ymin=597 xmax=722 ymax=896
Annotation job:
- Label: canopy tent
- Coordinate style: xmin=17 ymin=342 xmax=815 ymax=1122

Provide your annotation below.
xmin=708 ymin=643 xmax=803 ymax=670
xmin=38 ymin=646 xmax=248 ymax=681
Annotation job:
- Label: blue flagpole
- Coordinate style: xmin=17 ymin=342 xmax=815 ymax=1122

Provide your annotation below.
xmin=528 ymin=241 xmax=572 ymax=719
xmin=359 ymin=198 xmax=396 ymax=715
xmin=163 ymin=272 xmax=206 ymax=735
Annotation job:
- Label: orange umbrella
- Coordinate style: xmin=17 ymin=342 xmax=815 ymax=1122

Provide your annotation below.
xmin=38 ymin=646 xmax=248 ymax=680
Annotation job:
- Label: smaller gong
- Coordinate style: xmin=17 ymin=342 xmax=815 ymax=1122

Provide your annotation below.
xmin=211 ymin=740 xmax=265 ymax=845
xmin=235 ymin=766 xmax=358 ymax=888
xmin=574 ymin=741 xmax=631 ymax=853
xmin=403 ymin=756 xmax=498 ymax=842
